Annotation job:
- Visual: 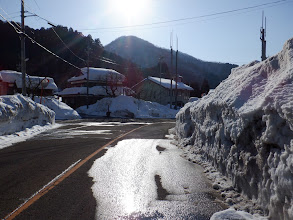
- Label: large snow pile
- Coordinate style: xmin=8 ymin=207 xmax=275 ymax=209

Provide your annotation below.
xmin=34 ymin=96 xmax=80 ymax=120
xmin=77 ymin=95 xmax=178 ymax=118
xmin=175 ymin=38 xmax=293 ymax=219
xmin=0 ymin=94 xmax=55 ymax=136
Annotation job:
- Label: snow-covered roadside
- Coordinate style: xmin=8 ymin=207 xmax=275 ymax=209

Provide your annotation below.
xmin=0 ymin=94 xmax=57 ymax=149
xmin=0 ymin=123 xmax=60 ymax=150
xmin=174 ymin=37 xmax=293 ymax=219
xmin=34 ymin=96 xmax=81 ymax=120
xmin=0 ymin=94 xmax=55 ymax=136
xmin=77 ymin=95 xmax=178 ymax=118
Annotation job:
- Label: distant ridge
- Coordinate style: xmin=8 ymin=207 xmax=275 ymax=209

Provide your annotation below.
xmin=105 ymin=36 xmax=238 ymax=88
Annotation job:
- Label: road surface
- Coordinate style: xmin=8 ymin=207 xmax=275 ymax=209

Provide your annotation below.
xmin=0 ymin=119 xmax=226 ymax=219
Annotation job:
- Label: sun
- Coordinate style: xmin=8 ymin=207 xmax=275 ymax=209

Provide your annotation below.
xmin=110 ymin=0 xmax=149 ymax=23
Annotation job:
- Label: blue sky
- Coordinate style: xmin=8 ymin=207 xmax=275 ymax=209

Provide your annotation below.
xmin=1 ymin=0 xmax=293 ymax=65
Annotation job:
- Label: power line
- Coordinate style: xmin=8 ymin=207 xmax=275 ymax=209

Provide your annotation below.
xmin=1 ymin=7 xmax=120 ymax=67
xmin=0 ymin=11 xmax=81 ymax=70
xmin=27 ymin=11 xmax=120 ymax=66
xmin=81 ymin=0 xmax=291 ymax=31
xmin=51 ymin=27 xmax=86 ymax=62
xmin=31 ymin=0 xmax=41 ymax=10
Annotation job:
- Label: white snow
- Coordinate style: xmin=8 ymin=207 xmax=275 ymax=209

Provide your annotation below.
xmin=188 ymin=97 xmax=199 ymax=103
xmin=68 ymin=67 xmax=125 ymax=82
xmin=0 ymin=94 xmax=81 ymax=149
xmin=77 ymin=95 xmax=178 ymax=118
xmin=210 ymin=208 xmax=267 ymax=220
xmin=88 ymin=139 xmax=224 ymax=219
xmin=0 ymin=94 xmax=55 ymax=136
xmin=57 ymin=85 xmax=133 ymax=96
xmin=0 ymin=70 xmax=58 ymax=91
xmin=34 ymin=96 xmax=81 ymax=120
xmin=175 ymin=37 xmax=293 ymax=219
xmin=0 ymin=94 xmax=56 ymax=149
xmin=0 ymin=123 xmax=60 ymax=150
xmin=148 ymin=76 xmax=194 ymax=90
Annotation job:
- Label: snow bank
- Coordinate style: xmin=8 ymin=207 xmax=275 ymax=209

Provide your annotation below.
xmin=175 ymin=38 xmax=293 ymax=219
xmin=77 ymin=95 xmax=178 ymax=118
xmin=210 ymin=208 xmax=267 ymax=220
xmin=0 ymin=94 xmax=55 ymax=136
xmin=34 ymin=96 xmax=80 ymax=120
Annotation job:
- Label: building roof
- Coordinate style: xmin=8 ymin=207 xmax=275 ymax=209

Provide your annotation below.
xmin=68 ymin=67 xmax=125 ymax=83
xmin=57 ymin=86 xmax=134 ymax=96
xmin=148 ymin=76 xmax=193 ymax=91
xmin=0 ymin=70 xmax=58 ymax=90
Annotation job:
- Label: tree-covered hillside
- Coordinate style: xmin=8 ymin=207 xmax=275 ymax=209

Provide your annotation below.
xmin=105 ymin=36 xmax=238 ymax=91
xmin=0 ymin=21 xmax=140 ymax=89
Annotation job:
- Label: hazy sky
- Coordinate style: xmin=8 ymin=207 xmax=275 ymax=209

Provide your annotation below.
xmin=1 ymin=0 xmax=293 ymax=65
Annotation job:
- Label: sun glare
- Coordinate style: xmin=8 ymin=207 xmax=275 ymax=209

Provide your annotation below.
xmin=110 ymin=0 xmax=149 ymax=23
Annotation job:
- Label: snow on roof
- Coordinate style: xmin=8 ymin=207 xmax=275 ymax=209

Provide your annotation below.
xmin=68 ymin=67 xmax=125 ymax=83
xmin=57 ymin=86 xmax=133 ymax=96
xmin=0 ymin=70 xmax=58 ymax=91
xmin=148 ymin=76 xmax=193 ymax=91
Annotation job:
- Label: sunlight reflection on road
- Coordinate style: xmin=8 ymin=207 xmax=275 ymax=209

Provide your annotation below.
xmin=88 ymin=139 xmax=224 ymax=219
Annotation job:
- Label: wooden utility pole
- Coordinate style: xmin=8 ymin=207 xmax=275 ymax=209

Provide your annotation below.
xmin=260 ymin=11 xmax=266 ymax=61
xmin=159 ymin=56 xmax=164 ymax=104
xmin=86 ymin=46 xmax=90 ymax=109
xmin=21 ymin=0 xmax=26 ymax=95
xmin=174 ymin=37 xmax=178 ymax=110
xmin=170 ymin=32 xmax=173 ymax=109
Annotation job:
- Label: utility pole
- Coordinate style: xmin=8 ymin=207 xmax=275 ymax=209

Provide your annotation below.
xmin=86 ymin=46 xmax=90 ymax=109
xmin=159 ymin=56 xmax=163 ymax=104
xmin=174 ymin=37 xmax=178 ymax=110
xmin=260 ymin=11 xmax=267 ymax=61
xmin=170 ymin=32 xmax=173 ymax=109
xmin=21 ymin=0 xmax=26 ymax=96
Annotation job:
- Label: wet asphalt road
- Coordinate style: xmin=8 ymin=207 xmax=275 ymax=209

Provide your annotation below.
xmin=0 ymin=119 xmax=225 ymax=219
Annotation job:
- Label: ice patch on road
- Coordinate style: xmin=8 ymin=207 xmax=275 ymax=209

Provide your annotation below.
xmin=88 ymin=139 xmax=224 ymax=219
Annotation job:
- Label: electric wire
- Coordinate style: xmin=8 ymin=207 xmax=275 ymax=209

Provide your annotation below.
xmin=0 ymin=11 xmax=81 ymax=70
xmin=25 ymin=11 xmax=120 ymax=65
xmin=81 ymin=0 xmax=292 ymax=31
xmin=51 ymin=27 xmax=86 ymax=62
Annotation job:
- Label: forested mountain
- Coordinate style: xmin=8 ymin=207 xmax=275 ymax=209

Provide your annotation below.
xmin=0 ymin=21 xmax=140 ymax=89
xmin=105 ymin=36 xmax=238 ymax=94
xmin=1 ymin=21 xmax=237 ymax=96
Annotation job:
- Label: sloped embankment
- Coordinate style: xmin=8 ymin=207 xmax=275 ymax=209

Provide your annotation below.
xmin=175 ymin=38 xmax=293 ymax=219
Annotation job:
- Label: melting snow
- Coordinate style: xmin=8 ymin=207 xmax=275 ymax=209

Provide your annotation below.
xmin=88 ymin=139 xmax=224 ymax=219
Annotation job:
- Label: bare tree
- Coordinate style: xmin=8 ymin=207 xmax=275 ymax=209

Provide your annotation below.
xmin=103 ymin=71 xmax=123 ymax=97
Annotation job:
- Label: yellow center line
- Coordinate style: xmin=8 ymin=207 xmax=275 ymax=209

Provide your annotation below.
xmin=4 ymin=124 xmax=150 ymax=220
